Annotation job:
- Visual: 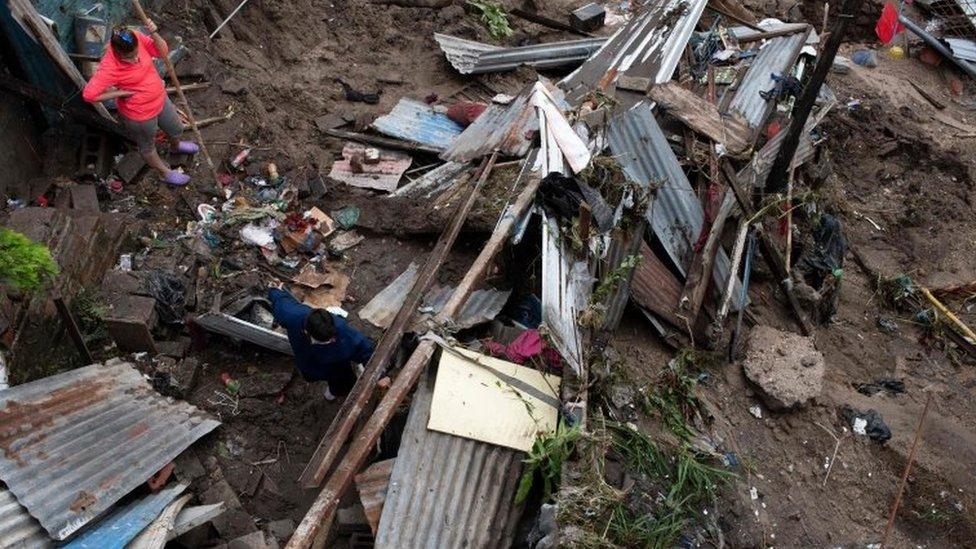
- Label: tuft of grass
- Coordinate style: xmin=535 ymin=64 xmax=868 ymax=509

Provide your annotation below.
xmin=467 ymin=0 xmax=512 ymax=40
xmin=516 ymin=422 xmax=581 ymax=504
xmin=72 ymin=287 xmax=108 ymax=344
xmin=642 ymin=348 xmax=716 ymax=441
xmin=0 ymin=229 xmax=58 ymax=292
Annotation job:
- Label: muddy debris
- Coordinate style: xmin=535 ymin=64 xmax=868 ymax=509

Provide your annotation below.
xmin=743 ymin=326 xmax=825 ymax=411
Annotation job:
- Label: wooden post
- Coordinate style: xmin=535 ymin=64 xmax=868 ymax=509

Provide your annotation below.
xmin=53 ymin=293 xmax=94 ymax=364
xmin=881 ymin=392 xmax=934 ymax=548
xmin=764 ymin=0 xmax=865 ymax=193
xmin=130 ymin=0 xmax=221 ymax=187
xmin=286 ymin=162 xmax=544 ymax=549
xmin=297 ymin=155 xmax=495 ymax=488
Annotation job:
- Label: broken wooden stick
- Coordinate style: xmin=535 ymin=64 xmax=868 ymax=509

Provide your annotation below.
xmin=881 ymin=391 xmax=934 ymax=548
xmin=53 ymin=292 xmax=94 ymax=365
xmin=131 ymin=0 xmax=221 ymax=187
xmin=166 ymin=82 xmax=211 ymax=93
xmin=287 ymin=158 xmax=543 ymax=549
xmin=919 ymin=287 xmax=976 ymax=343
xmin=298 ymin=155 xmax=493 ymax=489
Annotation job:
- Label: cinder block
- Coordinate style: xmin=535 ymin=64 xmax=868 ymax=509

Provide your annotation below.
xmin=570 ymin=3 xmax=605 ymax=32
xmin=69 ymin=185 xmax=99 ymax=212
xmin=105 ymin=294 xmax=158 ymax=353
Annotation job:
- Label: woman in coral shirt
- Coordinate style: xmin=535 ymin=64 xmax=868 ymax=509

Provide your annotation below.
xmin=83 ymin=20 xmax=198 ymax=186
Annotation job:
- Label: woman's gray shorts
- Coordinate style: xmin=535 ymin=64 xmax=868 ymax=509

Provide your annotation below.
xmin=123 ymin=98 xmax=183 ymax=154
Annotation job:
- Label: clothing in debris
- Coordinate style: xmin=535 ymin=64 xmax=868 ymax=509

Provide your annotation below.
xmin=268 ymin=288 xmax=374 ymax=396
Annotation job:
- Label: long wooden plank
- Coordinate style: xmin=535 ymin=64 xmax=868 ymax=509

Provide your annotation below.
xmin=297 ymin=157 xmax=488 ymax=488
xmin=286 ymin=162 xmax=543 ymax=549
xmin=649 ymin=82 xmax=751 ymax=155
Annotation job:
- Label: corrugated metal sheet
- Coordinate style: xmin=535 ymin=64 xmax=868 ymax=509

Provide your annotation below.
xmin=947 ymin=37 xmax=976 ymax=61
xmin=418 ymin=286 xmax=511 ymax=329
xmin=0 ymin=362 xmax=220 ymax=540
xmin=560 ymin=0 xmax=708 ymax=103
xmin=441 ymin=92 xmax=537 ymax=163
xmin=541 ymin=213 xmax=591 ymax=375
xmin=354 ymin=458 xmax=394 ymax=534
xmin=387 ymin=162 xmax=469 ymax=199
xmin=372 ymin=99 xmax=465 ymax=152
xmin=358 ymin=262 xmax=419 ymax=329
xmin=63 ymin=483 xmax=187 ymax=549
xmin=375 ymin=370 xmax=524 ymax=549
xmin=328 ymin=143 xmax=412 ymax=193
xmin=193 ymin=311 xmax=293 ymax=355
xmin=738 ymin=102 xmax=834 ymax=187
xmin=631 ymin=241 xmax=685 ymax=330
xmin=728 ymin=29 xmax=810 ymax=129
xmin=434 ymin=33 xmax=606 ymax=74
xmin=607 ymin=101 xmax=736 ymax=298
xmin=0 ymin=484 xmax=49 ymax=549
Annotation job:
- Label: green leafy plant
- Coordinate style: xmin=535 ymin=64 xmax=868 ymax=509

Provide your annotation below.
xmin=515 ymin=422 xmax=581 ymax=504
xmin=592 ymin=255 xmax=642 ymax=304
xmin=467 ymin=0 xmax=512 ymax=40
xmin=0 ymin=229 xmax=58 ymax=292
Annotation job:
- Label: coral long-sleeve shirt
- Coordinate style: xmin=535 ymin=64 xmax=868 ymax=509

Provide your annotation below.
xmin=82 ymin=32 xmax=166 ymax=122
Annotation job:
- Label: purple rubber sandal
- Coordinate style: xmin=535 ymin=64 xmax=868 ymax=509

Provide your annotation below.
xmin=161 ymin=171 xmax=191 ymax=186
xmin=174 ymin=141 xmax=200 ymax=154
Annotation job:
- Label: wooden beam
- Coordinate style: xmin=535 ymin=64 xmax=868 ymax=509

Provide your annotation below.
xmin=677 ymin=188 xmax=733 ymax=325
xmin=297 ymin=157 xmax=487 ymax=488
xmin=648 ymin=82 xmax=751 ymax=155
xmin=510 ymin=8 xmax=593 ymax=37
xmin=737 ymin=24 xmax=813 ymax=44
xmin=286 ymin=159 xmax=544 ymax=549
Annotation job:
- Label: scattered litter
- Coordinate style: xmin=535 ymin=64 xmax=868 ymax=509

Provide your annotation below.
xmin=330 ymin=230 xmax=365 ymax=252
xmin=335 ymin=78 xmax=380 ymax=104
xmin=749 ymin=405 xmax=763 ymax=419
xmin=240 ymin=223 xmax=276 ymax=248
xmin=331 ymin=206 xmax=361 ymax=230
xmin=876 ymin=316 xmax=898 ymax=333
xmin=852 ymin=49 xmax=879 ymax=67
xmin=842 ymin=407 xmax=892 ymax=443
xmin=854 ymin=379 xmax=906 ymax=396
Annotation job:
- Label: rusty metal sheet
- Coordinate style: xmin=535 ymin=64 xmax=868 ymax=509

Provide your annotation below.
xmin=357 ymin=262 xmax=419 ymax=329
xmin=372 ymin=98 xmax=466 ymax=151
xmin=559 ymin=0 xmax=708 ymax=104
xmin=434 ymin=33 xmax=606 ymax=74
xmin=631 ymin=241 xmax=685 ymax=329
xmin=440 ymin=94 xmax=536 ymax=163
xmin=0 ymin=361 xmax=220 ymax=540
xmin=328 ymin=142 xmax=412 ymax=193
xmin=374 ymin=370 xmax=524 ymax=549
xmin=354 ymin=458 xmax=394 ymax=535
xmin=728 ymin=29 xmax=811 ymax=130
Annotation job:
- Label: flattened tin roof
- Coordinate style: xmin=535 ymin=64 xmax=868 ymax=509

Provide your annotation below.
xmin=728 ymin=29 xmax=810 ymax=129
xmin=434 ymin=33 xmax=606 ymax=74
xmin=0 ymin=484 xmax=49 ymax=548
xmin=0 ymin=362 xmax=219 ymax=540
xmin=372 ymin=99 xmax=466 ymax=151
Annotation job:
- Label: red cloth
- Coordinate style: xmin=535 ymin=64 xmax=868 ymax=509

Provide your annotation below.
xmin=83 ymin=32 xmax=167 ymax=121
xmin=875 ymin=2 xmax=905 ymax=45
xmin=446 ymin=102 xmax=487 ymax=127
xmin=482 ymin=329 xmax=562 ymax=370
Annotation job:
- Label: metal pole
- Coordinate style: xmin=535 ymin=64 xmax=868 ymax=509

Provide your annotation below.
xmin=209 ymin=0 xmax=251 ymax=40
xmin=898 ymin=14 xmax=976 ymax=80
xmin=764 ymin=0 xmax=865 ymax=194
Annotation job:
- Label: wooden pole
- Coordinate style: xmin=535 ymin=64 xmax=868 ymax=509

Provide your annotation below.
xmin=881 ymin=392 xmax=934 ymax=548
xmin=298 ymin=155 xmax=494 ymax=488
xmin=130 ymin=0 xmax=221 ymax=187
xmin=287 ymin=161 xmax=544 ymax=549
xmin=765 ymin=0 xmax=864 ymax=193
xmin=53 ymin=292 xmax=94 ymax=364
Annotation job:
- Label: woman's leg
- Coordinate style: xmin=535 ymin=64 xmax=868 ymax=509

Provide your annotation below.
xmin=122 ymin=115 xmax=170 ymax=173
xmin=157 ymin=99 xmax=198 ymax=153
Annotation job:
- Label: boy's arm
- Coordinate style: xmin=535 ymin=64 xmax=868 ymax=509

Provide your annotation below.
xmin=268 ymin=288 xmax=307 ymax=331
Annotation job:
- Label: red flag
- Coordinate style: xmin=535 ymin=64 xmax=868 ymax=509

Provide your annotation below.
xmin=875 ymin=2 xmax=905 ymax=44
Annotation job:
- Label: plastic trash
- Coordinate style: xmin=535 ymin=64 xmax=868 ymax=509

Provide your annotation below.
xmin=240 ymin=223 xmax=275 ymax=248
xmin=852 ymin=49 xmax=878 ymax=68
xmin=842 ymin=407 xmax=891 ymax=443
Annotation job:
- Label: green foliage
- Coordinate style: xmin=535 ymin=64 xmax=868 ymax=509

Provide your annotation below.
xmin=0 ymin=229 xmax=58 ymax=292
xmin=643 ymin=348 xmax=714 ymax=441
xmin=72 ymin=287 xmax=108 ymax=344
xmin=592 ymin=255 xmax=642 ymax=304
xmin=515 ymin=422 xmax=581 ymax=504
xmin=467 ymin=0 xmax=512 ymax=40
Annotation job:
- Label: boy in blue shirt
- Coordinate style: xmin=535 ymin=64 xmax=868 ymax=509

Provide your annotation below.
xmin=268 ymin=287 xmax=374 ymax=400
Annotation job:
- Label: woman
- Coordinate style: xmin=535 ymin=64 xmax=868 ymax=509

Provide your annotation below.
xmin=83 ymin=20 xmax=198 ymax=186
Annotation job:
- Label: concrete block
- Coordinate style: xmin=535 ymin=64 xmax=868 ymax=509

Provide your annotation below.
xmin=115 ymin=151 xmax=147 ymax=183
xmin=570 ymin=3 xmax=605 ymax=32
xmin=69 ymin=184 xmax=99 ymax=212
xmin=104 ymin=294 xmax=158 ymax=353
xmin=6 ymin=207 xmax=59 ymax=243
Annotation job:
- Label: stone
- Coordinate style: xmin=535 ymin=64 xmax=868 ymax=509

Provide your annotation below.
xmin=314 ymin=113 xmax=347 ymax=132
xmin=156 ymin=337 xmax=191 ymax=358
xmin=265 ymin=518 xmax=296 ymax=541
xmin=104 ymin=294 xmax=158 ymax=353
xmin=742 ymin=326 xmax=824 ymax=411
xmin=174 ymin=451 xmax=207 ymax=482
xmin=220 ymin=77 xmax=248 ymax=96
xmin=570 ymin=3 xmax=605 ymax=32
xmin=69 ymin=185 xmax=99 ymax=212
xmin=115 ymin=150 xmax=147 ymax=183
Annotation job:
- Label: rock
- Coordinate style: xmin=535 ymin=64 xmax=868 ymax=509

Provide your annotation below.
xmin=265 ymin=518 xmax=296 ymax=541
xmin=220 ymin=77 xmax=248 ymax=96
xmin=228 ymin=531 xmax=277 ymax=549
xmin=69 ymin=185 xmax=99 ymax=212
xmin=742 ymin=326 xmax=824 ymax=411
xmin=832 ymin=55 xmax=852 ymax=74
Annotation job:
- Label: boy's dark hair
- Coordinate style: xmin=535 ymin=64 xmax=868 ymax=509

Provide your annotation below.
xmin=305 ymin=309 xmax=337 ymax=342
xmin=110 ymin=26 xmax=138 ymax=55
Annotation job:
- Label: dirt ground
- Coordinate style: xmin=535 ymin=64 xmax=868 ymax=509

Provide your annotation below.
xmin=38 ymin=0 xmax=976 ymax=545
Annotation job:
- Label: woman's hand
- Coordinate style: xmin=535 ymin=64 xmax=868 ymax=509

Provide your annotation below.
xmin=144 ymin=18 xmax=158 ymax=34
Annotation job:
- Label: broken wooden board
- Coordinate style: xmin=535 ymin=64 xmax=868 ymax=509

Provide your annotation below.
xmin=649 ymin=81 xmax=751 ymax=155
xmin=427 ymin=346 xmax=561 ymax=452
xmin=354 ymin=458 xmax=395 ymax=535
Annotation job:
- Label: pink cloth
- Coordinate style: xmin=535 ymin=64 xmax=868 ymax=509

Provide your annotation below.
xmin=483 ymin=329 xmax=562 ymax=370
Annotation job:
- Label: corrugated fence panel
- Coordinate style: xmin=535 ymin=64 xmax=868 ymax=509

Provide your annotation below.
xmin=728 ymin=30 xmax=810 ymax=129
xmin=375 ymin=370 xmax=524 ymax=549
xmin=0 ymin=362 xmax=219 ymax=540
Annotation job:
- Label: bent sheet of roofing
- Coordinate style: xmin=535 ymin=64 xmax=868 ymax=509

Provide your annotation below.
xmin=541 ymin=213 xmax=591 ymax=376
xmin=0 ymin=362 xmax=219 ymax=540
xmin=375 ymin=370 xmax=524 ymax=549
xmin=727 ymin=29 xmax=811 ymax=130
xmin=62 ymin=483 xmax=187 ymax=549
xmin=559 ymin=0 xmax=708 ymax=103
xmin=608 ymin=102 xmax=738 ymax=299
xmin=434 ymin=33 xmax=607 ymax=74
xmin=443 ymin=81 xmax=590 ymax=172
xmin=372 ymin=99 xmax=466 ymax=151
